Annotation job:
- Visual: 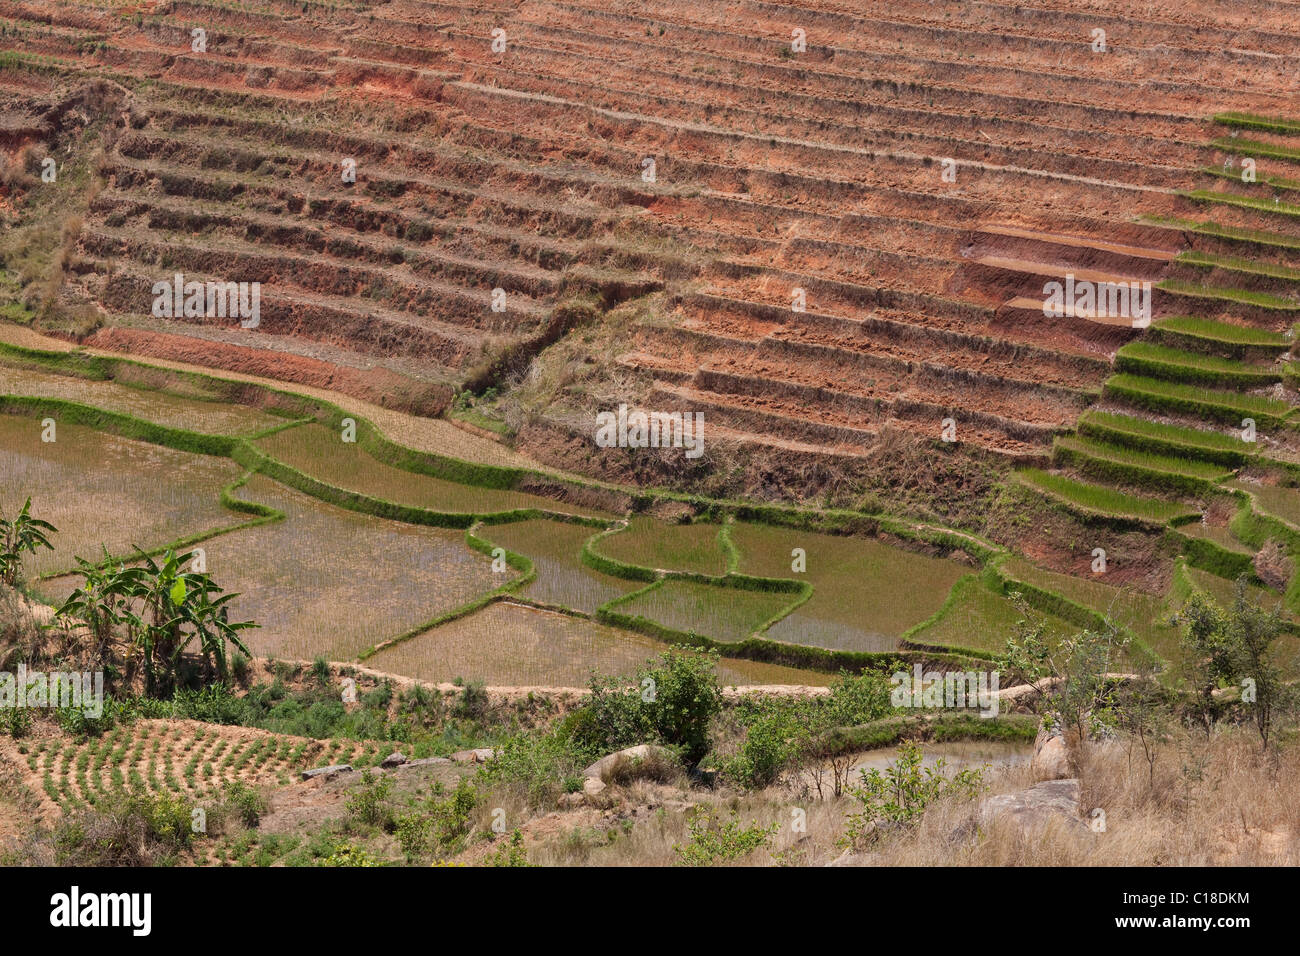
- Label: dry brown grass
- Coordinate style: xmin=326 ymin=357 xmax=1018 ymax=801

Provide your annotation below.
xmin=861 ymin=730 xmax=1298 ymax=867
xmin=515 ymin=729 xmax=1299 ymax=866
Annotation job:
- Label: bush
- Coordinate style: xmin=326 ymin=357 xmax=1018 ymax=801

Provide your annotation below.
xmin=3 ymin=705 xmax=32 ymax=738
xmin=54 ymin=792 xmax=194 ymax=866
xmin=222 ymin=780 xmax=268 ymax=827
xmin=603 ymin=747 xmax=682 ymax=787
xmin=345 ymin=771 xmax=394 ymax=831
xmin=723 ymin=708 xmax=800 ymax=789
xmin=478 ymin=729 xmax=592 ymax=805
xmin=722 ymin=671 xmax=893 ymax=789
xmin=395 ymin=778 xmax=478 ymax=861
xmin=174 ymin=685 xmax=247 ymax=724
xmin=56 ymin=702 xmax=115 ymax=739
xmin=453 ymin=680 xmax=488 ymax=721
xmin=840 ymin=741 xmax=984 ymax=849
xmin=581 ymin=649 xmax=723 ymax=763
xmin=487 ymin=829 xmax=533 ymax=867
xmin=673 ymin=807 xmax=777 ymax=866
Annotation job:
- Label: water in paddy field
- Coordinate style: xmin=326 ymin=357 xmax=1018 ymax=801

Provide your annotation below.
xmin=477 ymin=518 xmax=642 ymax=613
xmin=843 ymin=740 xmax=1033 ymax=778
xmin=363 ymin=600 xmax=834 ymax=687
xmin=797 ymin=740 xmax=1035 ymax=800
xmin=0 ymin=414 xmax=242 ymax=578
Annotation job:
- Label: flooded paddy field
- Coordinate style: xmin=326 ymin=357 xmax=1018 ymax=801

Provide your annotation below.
xmin=904 ymin=576 xmax=1076 ymax=653
xmin=0 ymin=363 xmax=284 ymax=436
xmin=476 ymin=518 xmax=640 ymax=613
xmin=365 ymin=601 xmax=833 ymax=686
xmin=729 ymin=523 xmax=969 ymax=652
xmin=613 ymin=579 xmax=795 ymax=645
xmin=4 ymin=357 xmax=1146 ymax=686
xmin=0 ymin=413 xmax=242 ymax=577
xmin=40 ymin=474 xmax=504 ymax=663
xmin=203 ymin=476 xmax=504 ymax=662
xmin=256 ymin=423 xmax=613 ymax=518
xmin=593 ymin=516 xmax=727 ymax=575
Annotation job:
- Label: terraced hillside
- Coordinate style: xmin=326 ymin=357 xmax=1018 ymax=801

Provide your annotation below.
xmin=6 ymin=1 xmax=1300 ymax=679
xmin=2 ymin=0 xmax=1298 ymax=504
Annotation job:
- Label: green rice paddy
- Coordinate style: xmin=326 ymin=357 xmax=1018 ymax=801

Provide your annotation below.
xmin=1232 ymin=480 xmax=1300 ymax=528
xmin=999 ymin=556 xmax=1182 ymax=662
xmin=365 ymin=601 xmax=833 ymax=686
xmin=130 ymin=475 xmax=500 ymax=663
xmin=904 ymin=575 xmax=1075 ymax=654
xmin=1177 ymin=520 xmax=1254 ymax=554
xmin=612 ymin=579 xmax=795 ymax=645
xmin=0 ymin=414 xmax=243 ymax=577
xmin=1154 ymin=315 xmax=1291 ymax=348
xmin=1015 ymin=469 xmax=1199 ymax=524
xmin=728 ymin=522 xmax=968 ymax=651
xmin=592 ymin=516 xmax=728 ymax=575
xmin=476 ymin=519 xmax=641 ymax=613
xmin=256 ymin=423 xmax=611 ymax=518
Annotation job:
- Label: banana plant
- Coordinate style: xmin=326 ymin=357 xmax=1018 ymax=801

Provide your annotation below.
xmin=53 ymin=547 xmax=134 ymax=665
xmin=0 ymin=497 xmax=57 ymax=587
xmin=180 ymin=582 xmax=256 ymax=683
xmin=127 ymin=548 xmax=257 ymax=693
xmin=125 ymin=550 xmax=195 ymax=695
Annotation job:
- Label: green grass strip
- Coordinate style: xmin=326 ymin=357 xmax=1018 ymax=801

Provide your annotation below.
xmin=1159 ymin=277 xmax=1300 ymax=312
xmin=1077 ymin=410 xmax=1250 ymax=465
xmin=1175 ymin=249 xmax=1300 ymax=283
xmin=1181 ymin=188 xmax=1300 ymax=222
xmin=1139 ymin=216 xmax=1300 ymax=253
xmin=1114 ymin=341 xmax=1281 ymax=388
xmin=1054 ymin=435 xmax=1231 ymax=495
xmin=1214 ymin=112 xmax=1300 ymax=135
xmin=1199 ymin=166 xmax=1300 ymax=194
xmin=0 ymin=394 xmax=238 ymax=457
xmin=1014 ymin=469 xmax=1199 ymax=527
xmin=1211 ymin=136 xmax=1300 ymax=163
xmin=1152 ymin=315 xmax=1291 ymax=353
xmin=1104 ymin=373 xmax=1295 ymax=428
xmin=718 ymin=520 xmax=741 ymax=575
xmin=812 ymin=712 xmax=1039 ymax=757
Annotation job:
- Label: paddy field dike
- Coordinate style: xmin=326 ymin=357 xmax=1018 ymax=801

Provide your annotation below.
xmin=3 ymin=0 xmax=1300 ymax=690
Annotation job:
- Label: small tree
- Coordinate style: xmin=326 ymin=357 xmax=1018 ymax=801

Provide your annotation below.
xmin=1115 ymin=664 xmax=1169 ymax=789
xmin=840 ymin=741 xmax=984 ymax=849
xmin=1177 ymin=589 xmax=1235 ymax=736
xmin=999 ymin=602 xmax=1131 ymax=757
xmin=1222 ymin=580 xmax=1290 ymax=750
xmin=582 ymin=648 xmax=723 ymax=763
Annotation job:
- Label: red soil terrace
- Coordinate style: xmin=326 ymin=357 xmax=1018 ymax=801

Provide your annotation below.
xmin=3 ymin=0 xmax=1299 ymax=461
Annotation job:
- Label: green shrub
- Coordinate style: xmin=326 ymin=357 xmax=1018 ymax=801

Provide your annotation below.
xmin=840 ymin=741 xmax=984 ymax=849
xmin=395 ymin=778 xmax=478 ymax=861
xmin=174 ymin=685 xmax=247 ymax=724
xmin=487 ymin=829 xmax=533 ymax=867
xmin=54 ymin=792 xmax=194 ymax=866
xmin=344 ymin=771 xmax=394 ymax=831
xmin=673 ymin=807 xmax=776 ymax=866
xmin=478 ymin=729 xmax=592 ymax=805
xmin=222 ymin=780 xmax=268 ymax=827
xmin=581 ymin=649 xmax=723 ymax=763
